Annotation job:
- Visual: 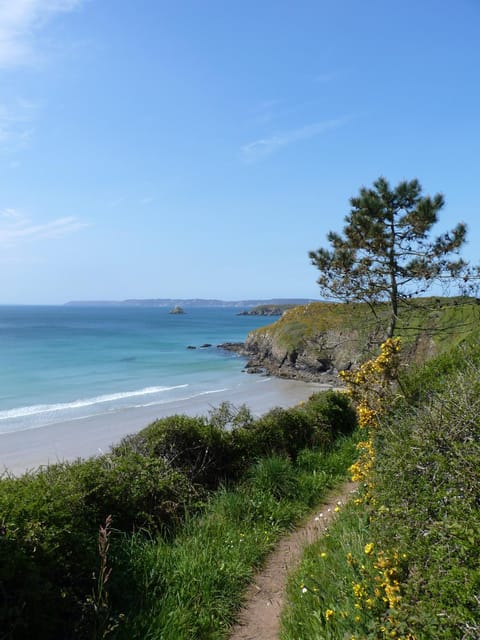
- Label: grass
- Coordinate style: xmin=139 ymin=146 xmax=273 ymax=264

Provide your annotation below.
xmin=247 ymin=297 xmax=480 ymax=366
xmin=281 ymin=501 xmax=372 ymax=640
xmin=0 ymin=390 xmax=357 ymax=640
xmin=114 ymin=436 xmax=359 ymax=639
xmin=280 ymin=334 xmax=480 ymax=640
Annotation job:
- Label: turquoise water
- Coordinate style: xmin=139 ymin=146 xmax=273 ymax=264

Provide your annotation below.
xmin=0 ymin=306 xmax=272 ymax=434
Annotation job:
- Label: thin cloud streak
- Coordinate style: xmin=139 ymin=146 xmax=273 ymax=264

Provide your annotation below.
xmin=0 ymin=208 xmax=89 ymax=246
xmin=241 ymin=117 xmax=349 ymax=162
xmin=0 ymin=99 xmax=39 ymax=149
xmin=0 ymin=0 xmax=84 ymax=67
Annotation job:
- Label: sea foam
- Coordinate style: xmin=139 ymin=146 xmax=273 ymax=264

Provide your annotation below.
xmin=0 ymin=385 xmax=189 ymax=421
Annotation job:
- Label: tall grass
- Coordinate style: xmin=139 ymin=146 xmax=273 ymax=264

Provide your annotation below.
xmin=280 ymin=337 xmax=480 ymax=640
xmin=0 ymin=390 xmax=357 ymax=639
xmin=116 ymin=436 xmax=358 ymax=639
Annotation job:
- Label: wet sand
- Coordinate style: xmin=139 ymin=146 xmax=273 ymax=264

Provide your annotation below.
xmin=0 ymin=377 xmax=334 ymax=476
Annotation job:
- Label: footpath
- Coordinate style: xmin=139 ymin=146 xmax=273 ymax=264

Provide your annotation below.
xmin=229 ymin=480 xmax=358 ymax=640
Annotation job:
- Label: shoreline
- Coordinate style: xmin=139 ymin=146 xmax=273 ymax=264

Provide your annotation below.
xmin=0 ymin=376 xmax=333 ymax=476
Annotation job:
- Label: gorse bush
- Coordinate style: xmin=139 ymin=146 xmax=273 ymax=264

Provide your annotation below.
xmin=0 ymin=389 xmax=356 ymax=640
xmin=281 ymin=335 xmax=480 ymax=640
xmin=371 ymin=362 xmax=480 ymax=639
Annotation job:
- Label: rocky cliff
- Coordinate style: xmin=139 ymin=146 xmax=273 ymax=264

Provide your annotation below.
xmin=236 ymin=299 xmax=479 ymax=383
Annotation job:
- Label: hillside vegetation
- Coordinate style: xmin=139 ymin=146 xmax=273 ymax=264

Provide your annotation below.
xmin=0 ymin=390 xmax=357 ymax=639
xmin=244 ymin=297 xmax=480 ymax=380
xmin=1 ymin=299 xmax=479 ymax=639
xmin=281 ymin=329 xmax=480 ymax=639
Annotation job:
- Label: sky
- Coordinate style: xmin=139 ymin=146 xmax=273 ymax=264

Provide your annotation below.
xmin=0 ymin=0 xmax=479 ymax=304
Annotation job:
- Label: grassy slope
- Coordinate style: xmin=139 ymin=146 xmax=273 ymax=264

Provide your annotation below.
xmin=0 ymin=392 xmax=357 ymax=640
xmin=119 ymin=438 xmax=358 ymax=640
xmin=280 ymin=331 xmax=480 ymax=640
xmin=248 ymin=297 xmax=480 ymax=362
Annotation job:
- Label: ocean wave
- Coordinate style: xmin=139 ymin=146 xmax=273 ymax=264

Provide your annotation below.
xmin=134 ymin=387 xmax=230 ymax=408
xmin=0 ymin=385 xmax=189 ymax=420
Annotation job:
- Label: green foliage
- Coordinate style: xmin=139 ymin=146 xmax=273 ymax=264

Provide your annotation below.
xmin=281 ymin=335 xmax=480 ymax=640
xmin=115 ymin=414 xmax=233 ymax=488
xmin=0 ymin=453 xmax=191 ymax=640
xmin=118 ymin=436 xmax=358 ymax=640
xmin=398 ymin=323 xmax=480 ymax=404
xmin=371 ymin=363 xmax=480 ymax=638
xmin=248 ymin=455 xmax=300 ymax=500
xmin=302 ymin=390 xmax=357 ymax=438
xmin=0 ymin=389 xmax=356 ymax=639
xmin=281 ymin=503 xmax=372 ymax=640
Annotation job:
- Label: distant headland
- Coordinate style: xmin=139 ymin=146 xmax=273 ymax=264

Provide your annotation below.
xmin=64 ymin=298 xmax=318 ymax=308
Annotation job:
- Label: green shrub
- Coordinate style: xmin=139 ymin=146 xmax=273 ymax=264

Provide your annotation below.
xmin=0 ymin=388 xmax=358 ymax=639
xmin=248 ymin=455 xmax=300 ymax=500
xmin=77 ymin=453 xmax=193 ymax=532
xmin=372 ymin=365 xmax=480 ymax=639
xmin=0 ymin=453 xmax=193 ymax=639
xmin=115 ymin=414 xmax=234 ymax=488
xmin=0 ymin=464 xmax=97 ymax=640
xmin=302 ymin=390 xmax=357 ymax=437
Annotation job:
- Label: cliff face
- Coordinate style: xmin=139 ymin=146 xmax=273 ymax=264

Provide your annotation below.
xmin=244 ymin=325 xmax=379 ymax=382
xmin=242 ymin=302 xmax=382 ymax=382
xmin=240 ymin=299 xmax=478 ymax=382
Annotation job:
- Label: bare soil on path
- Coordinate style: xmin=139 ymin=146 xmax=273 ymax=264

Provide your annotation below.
xmin=228 ymin=480 xmax=358 ymax=640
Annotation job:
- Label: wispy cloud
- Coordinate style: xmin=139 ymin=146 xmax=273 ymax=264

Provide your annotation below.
xmin=0 ymin=208 xmax=88 ymax=246
xmin=0 ymin=98 xmax=39 ymax=150
xmin=249 ymin=99 xmax=281 ymax=126
xmin=0 ymin=0 xmax=84 ymax=67
xmin=241 ymin=117 xmax=348 ymax=163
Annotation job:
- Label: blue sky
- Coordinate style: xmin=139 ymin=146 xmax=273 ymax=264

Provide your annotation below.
xmin=0 ymin=0 xmax=479 ymax=304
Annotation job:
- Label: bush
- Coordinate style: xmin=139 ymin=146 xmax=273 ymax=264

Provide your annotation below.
xmin=0 ymin=453 xmax=193 ymax=639
xmin=114 ymin=414 xmax=233 ymax=488
xmin=77 ymin=453 xmax=193 ymax=532
xmin=0 ymin=464 xmax=97 ymax=639
xmin=248 ymin=455 xmax=300 ymax=500
xmin=372 ymin=365 xmax=480 ymax=639
xmin=0 ymin=389 xmax=357 ymax=639
xmin=302 ymin=390 xmax=357 ymax=438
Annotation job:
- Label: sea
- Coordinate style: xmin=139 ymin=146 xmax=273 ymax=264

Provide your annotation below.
xmin=0 ymin=305 xmax=274 ymax=435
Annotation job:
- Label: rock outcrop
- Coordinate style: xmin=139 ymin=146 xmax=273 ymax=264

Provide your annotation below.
xmin=169 ymin=305 xmax=185 ymax=314
xmin=227 ymin=299 xmax=475 ymax=383
xmin=242 ymin=327 xmax=368 ymax=382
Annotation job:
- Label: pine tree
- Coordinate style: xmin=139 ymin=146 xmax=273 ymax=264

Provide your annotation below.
xmin=309 ymin=177 xmax=477 ymax=337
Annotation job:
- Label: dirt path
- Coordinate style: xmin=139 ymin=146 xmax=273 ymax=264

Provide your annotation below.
xmin=228 ymin=480 xmax=358 ymax=640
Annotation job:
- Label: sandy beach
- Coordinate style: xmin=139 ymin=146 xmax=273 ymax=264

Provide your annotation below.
xmin=0 ymin=376 xmax=333 ymax=476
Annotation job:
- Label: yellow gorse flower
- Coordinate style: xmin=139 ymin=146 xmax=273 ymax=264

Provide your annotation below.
xmin=339 ymin=339 xmax=408 ymax=637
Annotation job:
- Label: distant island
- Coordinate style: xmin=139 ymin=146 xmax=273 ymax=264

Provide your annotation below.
xmin=237 ymin=304 xmax=297 ymax=316
xmin=64 ymin=298 xmax=318 ymax=308
xmin=169 ymin=305 xmax=185 ymax=314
